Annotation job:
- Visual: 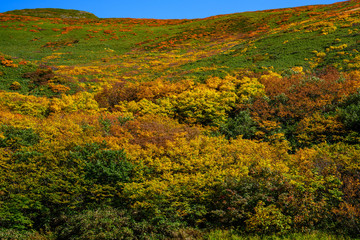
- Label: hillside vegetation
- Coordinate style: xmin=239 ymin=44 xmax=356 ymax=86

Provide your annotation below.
xmin=1 ymin=1 xmax=360 ymax=239
xmin=4 ymin=8 xmax=98 ymax=19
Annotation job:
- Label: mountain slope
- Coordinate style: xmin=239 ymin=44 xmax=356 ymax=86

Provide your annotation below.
xmin=1 ymin=1 xmax=360 ymax=239
xmin=0 ymin=1 xmax=359 ymax=83
xmin=4 ymin=8 xmax=98 ymax=19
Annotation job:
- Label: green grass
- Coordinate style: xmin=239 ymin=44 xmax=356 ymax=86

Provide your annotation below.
xmin=0 ymin=0 xmax=359 ymax=92
xmin=0 ymin=63 xmax=36 ymax=94
xmin=4 ymin=8 xmax=98 ymax=19
xmin=206 ymin=230 xmax=360 ymax=240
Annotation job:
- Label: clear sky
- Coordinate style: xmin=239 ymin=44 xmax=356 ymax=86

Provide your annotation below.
xmin=0 ymin=0 xmax=342 ymax=19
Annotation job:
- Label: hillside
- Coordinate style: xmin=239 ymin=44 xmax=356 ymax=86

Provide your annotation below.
xmin=1 ymin=1 xmax=360 ymax=239
xmin=3 ymin=8 xmax=98 ymax=19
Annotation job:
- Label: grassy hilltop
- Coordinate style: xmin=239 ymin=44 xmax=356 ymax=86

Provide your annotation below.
xmin=1 ymin=2 xmax=360 ymax=239
xmin=3 ymin=8 xmax=99 ymax=19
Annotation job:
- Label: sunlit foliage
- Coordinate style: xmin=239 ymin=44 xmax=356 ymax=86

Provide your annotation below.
xmin=1 ymin=1 xmax=360 ymax=238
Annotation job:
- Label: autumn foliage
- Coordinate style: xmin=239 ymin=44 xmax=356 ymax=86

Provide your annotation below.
xmin=1 ymin=1 xmax=360 ymax=239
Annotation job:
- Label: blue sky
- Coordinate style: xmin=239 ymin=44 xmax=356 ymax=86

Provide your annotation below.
xmin=0 ymin=0 xmax=341 ymax=19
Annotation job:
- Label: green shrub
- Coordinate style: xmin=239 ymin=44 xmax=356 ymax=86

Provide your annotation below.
xmin=0 ymin=125 xmax=40 ymax=149
xmin=12 ymin=151 xmax=43 ymax=163
xmin=69 ymin=143 xmax=134 ymax=184
xmin=56 ymin=207 xmax=200 ymax=240
xmin=245 ymin=201 xmax=291 ymax=235
xmin=0 ymin=228 xmax=46 ymax=240
xmin=84 ymin=149 xmax=134 ymax=185
xmin=339 ymin=92 xmax=360 ymax=132
xmin=219 ymin=110 xmax=257 ymax=139
xmin=207 ymin=166 xmax=288 ymax=230
xmin=56 ymin=207 xmax=135 ymax=240
xmin=99 ymin=115 xmax=112 ymax=136
xmin=0 ymin=195 xmax=41 ymax=230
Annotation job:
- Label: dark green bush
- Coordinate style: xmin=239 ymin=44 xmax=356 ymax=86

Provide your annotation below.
xmin=219 ymin=110 xmax=257 ymax=139
xmin=0 ymin=195 xmax=42 ymax=231
xmin=85 ymin=149 xmax=134 ymax=185
xmin=68 ymin=142 xmax=107 ymax=161
xmin=0 ymin=228 xmax=44 ymax=240
xmin=69 ymin=143 xmax=134 ymax=184
xmin=0 ymin=125 xmax=40 ymax=149
xmin=56 ymin=207 xmax=135 ymax=240
xmin=12 ymin=151 xmax=43 ymax=163
xmin=56 ymin=207 xmax=201 ymax=240
xmin=339 ymin=92 xmax=360 ymax=132
xmin=206 ymin=165 xmax=289 ymax=230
